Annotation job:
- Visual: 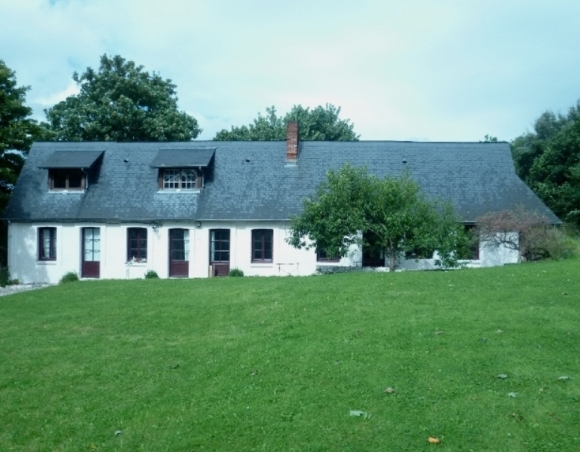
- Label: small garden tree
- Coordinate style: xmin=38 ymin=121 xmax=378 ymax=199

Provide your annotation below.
xmin=287 ymin=164 xmax=468 ymax=271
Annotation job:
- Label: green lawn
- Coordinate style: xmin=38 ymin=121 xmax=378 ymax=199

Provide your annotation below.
xmin=1 ymin=261 xmax=579 ymax=451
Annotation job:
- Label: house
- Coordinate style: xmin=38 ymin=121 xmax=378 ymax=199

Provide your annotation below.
xmin=3 ymin=123 xmax=559 ymax=283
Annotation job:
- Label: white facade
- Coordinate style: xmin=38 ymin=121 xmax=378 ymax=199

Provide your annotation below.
xmin=9 ymin=221 xmax=519 ymax=284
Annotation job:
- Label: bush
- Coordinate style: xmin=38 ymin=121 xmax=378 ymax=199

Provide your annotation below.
xmin=144 ymin=270 xmax=159 ymax=279
xmin=543 ymin=227 xmax=580 ymax=260
xmin=228 ymin=268 xmax=244 ymax=277
xmin=0 ymin=266 xmax=10 ymax=287
xmin=60 ymin=272 xmax=79 ymax=284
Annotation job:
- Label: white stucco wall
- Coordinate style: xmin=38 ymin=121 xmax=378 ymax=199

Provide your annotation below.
xmin=7 ymin=222 xmax=520 ymax=284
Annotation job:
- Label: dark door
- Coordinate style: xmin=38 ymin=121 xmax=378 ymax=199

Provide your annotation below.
xmin=362 ymin=231 xmax=385 ymax=267
xmin=169 ymin=229 xmax=189 ymax=277
xmin=210 ymin=229 xmax=230 ymax=276
xmin=82 ymin=227 xmax=100 ymax=278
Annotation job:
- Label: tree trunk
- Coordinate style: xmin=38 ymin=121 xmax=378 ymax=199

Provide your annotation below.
xmin=389 ymin=249 xmax=396 ymax=272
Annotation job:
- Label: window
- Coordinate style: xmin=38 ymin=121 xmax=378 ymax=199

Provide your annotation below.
xmin=160 ymin=169 xmax=199 ymax=190
xmin=210 ymin=229 xmax=230 ymax=263
xmin=127 ymin=228 xmax=147 ymax=262
xmin=404 ymin=246 xmax=434 ymax=260
xmin=316 ymin=250 xmax=340 ymax=262
xmin=38 ymin=227 xmax=56 ymax=261
xmin=49 ymin=169 xmax=85 ymax=190
xmin=252 ymin=229 xmax=273 ymax=262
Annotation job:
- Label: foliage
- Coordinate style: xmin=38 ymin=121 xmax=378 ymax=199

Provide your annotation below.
xmin=0 ymin=60 xmax=39 ymax=213
xmin=144 ymin=269 xmax=159 ymax=279
xmin=228 ymin=268 xmax=244 ymax=277
xmin=1 ymin=261 xmax=580 ymax=450
xmin=481 ymin=134 xmax=499 ymax=142
xmin=287 ymin=164 xmax=468 ymax=271
xmin=0 ymin=265 xmax=9 ymax=287
xmin=511 ymin=102 xmax=580 ymax=225
xmin=214 ymin=104 xmax=359 ymax=141
xmin=475 ymin=207 xmax=572 ymax=261
xmin=59 ymin=271 xmax=79 ymax=284
xmin=41 ymin=54 xmax=201 ymax=142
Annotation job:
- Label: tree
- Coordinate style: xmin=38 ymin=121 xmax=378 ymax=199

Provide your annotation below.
xmin=511 ymin=102 xmax=580 ymax=225
xmin=214 ymin=104 xmax=359 ymax=141
xmin=476 ymin=207 xmax=556 ymax=261
xmin=287 ymin=164 xmax=467 ymax=271
xmin=42 ymin=54 xmax=201 ymax=142
xmin=0 ymin=60 xmax=38 ymax=211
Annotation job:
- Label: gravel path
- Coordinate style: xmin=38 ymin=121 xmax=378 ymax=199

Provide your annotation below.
xmin=0 ymin=283 xmax=53 ymax=297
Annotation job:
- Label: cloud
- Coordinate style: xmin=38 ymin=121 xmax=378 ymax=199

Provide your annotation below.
xmin=2 ymin=0 xmax=580 ymax=140
xmin=35 ymin=80 xmax=80 ymax=107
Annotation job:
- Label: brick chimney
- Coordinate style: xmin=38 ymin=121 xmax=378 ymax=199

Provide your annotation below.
xmin=286 ymin=121 xmax=299 ymax=162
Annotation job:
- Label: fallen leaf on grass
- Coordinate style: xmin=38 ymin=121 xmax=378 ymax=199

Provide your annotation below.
xmin=434 ymin=330 xmax=444 ymax=335
xmin=497 ymin=374 xmax=508 ymax=379
xmin=508 ymin=392 xmax=517 ymax=398
xmin=384 ymin=387 xmax=395 ymax=394
xmin=114 ymin=430 xmax=122 ymax=436
xmin=558 ymin=375 xmax=570 ymax=381
xmin=428 ymin=436 xmax=441 ymax=444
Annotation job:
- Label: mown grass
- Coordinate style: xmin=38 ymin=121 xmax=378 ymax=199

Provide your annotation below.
xmin=1 ymin=260 xmax=579 ymax=451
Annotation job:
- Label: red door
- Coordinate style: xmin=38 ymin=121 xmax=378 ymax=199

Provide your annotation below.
xmin=210 ymin=229 xmax=230 ymax=276
xmin=169 ymin=229 xmax=189 ymax=277
xmin=82 ymin=227 xmax=100 ymax=278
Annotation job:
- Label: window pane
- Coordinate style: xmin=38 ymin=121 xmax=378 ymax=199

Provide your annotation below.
xmin=181 ymin=170 xmax=197 ymax=189
xmin=252 ymin=229 xmax=273 ymax=261
xmin=163 ymin=169 xmax=179 ymax=189
xmin=127 ymin=228 xmax=147 ymax=261
xmin=68 ymin=170 xmax=83 ymax=188
xmin=52 ymin=170 xmax=67 ymax=189
xmin=39 ymin=227 xmax=56 ymax=260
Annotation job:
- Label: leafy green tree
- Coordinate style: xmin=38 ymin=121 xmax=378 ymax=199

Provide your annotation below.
xmin=214 ymin=104 xmax=359 ymax=141
xmin=287 ymin=164 xmax=467 ymax=271
xmin=0 ymin=60 xmax=38 ymax=212
xmin=42 ymin=54 xmax=201 ymax=141
xmin=511 ymin=102 xmax=580 ymax=225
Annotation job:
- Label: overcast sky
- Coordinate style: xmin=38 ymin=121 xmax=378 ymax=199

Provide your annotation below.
xmin=2 ymin=0 xmax=580 ymax=141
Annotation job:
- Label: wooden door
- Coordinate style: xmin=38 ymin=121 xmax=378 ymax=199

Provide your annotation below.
xmin=82 ymin=227 xmax=100 ymax=278
xmin=210 ymin=229 xmax=230 ymax=276
xmin=169 ymin=229 xmax=189 ymax=277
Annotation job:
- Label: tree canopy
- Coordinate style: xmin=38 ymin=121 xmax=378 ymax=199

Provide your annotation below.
xmin=214 ymin=104 xmax=359 ymax=141
xmin=0 ymin=60 xmax=38 ymax=212
xmin=41 ymin=54 xmax=201 ymax=142
xmin=511 ymin=102 xmax=580 ymax=225
xmin=287 ymin=164 xmax=467 ymax=271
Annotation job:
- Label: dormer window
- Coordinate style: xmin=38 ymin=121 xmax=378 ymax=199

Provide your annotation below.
xmin=161 ymin=168 xmax=200 ymax=190
xmin=49 ymin=169 xmax=85 ymax=190
xmin=40 ymin=150 xmax=104 ymax=192
xmin=150 ymin=147 xmax=216 ymax=191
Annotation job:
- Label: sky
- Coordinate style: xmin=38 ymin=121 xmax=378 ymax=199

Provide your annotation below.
xmin=2 ymin=0 xmax=580 ymax=142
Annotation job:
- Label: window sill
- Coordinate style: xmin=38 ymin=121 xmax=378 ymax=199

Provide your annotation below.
xmin=156 ymin=189 xmax=201 ymax=194
xmin=126 ymin=261 xmax=147 ymax=266
xmin=37 ymin=260 xmax=57 ymax=265
xmin=48 ymin=190 xmax=85 ymax=194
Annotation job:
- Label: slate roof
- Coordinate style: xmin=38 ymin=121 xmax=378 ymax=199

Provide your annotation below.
xmin=39 ymin=150 xmax=104 ymax=168
xmin=150 ymin=148 xmax=215 ymax=168
xmin=4 ymin=140 xmax=560 ymax=224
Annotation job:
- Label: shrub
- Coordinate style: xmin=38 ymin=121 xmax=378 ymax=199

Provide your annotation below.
xmin=0 ymin=266 xmax=10 ymax=287
xmin=60 ymin=272 xmax=79 ymax=284
xmin=543 ymin=227 xmax=580 ymax=260
xmin=144 ymin=270 xmax=159 ymax=279
xmin=228 ymin=268 xmax=244 ymax=277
